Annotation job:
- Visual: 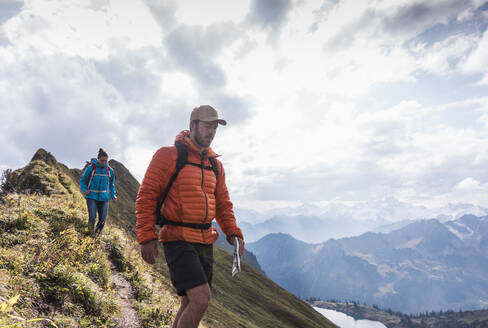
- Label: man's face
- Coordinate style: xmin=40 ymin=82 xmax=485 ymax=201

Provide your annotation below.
xmin=192 ymin=121 xmax=218 ymax=148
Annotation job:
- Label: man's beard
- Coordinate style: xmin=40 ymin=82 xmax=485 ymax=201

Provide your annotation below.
xmin=195 ymin=131 xmax=213 ymax=148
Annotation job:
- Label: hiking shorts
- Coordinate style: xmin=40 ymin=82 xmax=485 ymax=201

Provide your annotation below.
xmin=162 ymin=240 xmax=214 ymax=296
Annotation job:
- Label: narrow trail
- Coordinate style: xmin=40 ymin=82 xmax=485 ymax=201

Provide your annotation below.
xmin=110 ymin=263 xmax=141 ymax=328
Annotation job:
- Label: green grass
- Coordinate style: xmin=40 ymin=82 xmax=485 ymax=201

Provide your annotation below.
xmin=5 ymin=160 xmax=82 ymax=201
xmin=102 ymin=229 xmax=179 ymax=327
xmin=0 ymin=194 xmax=117 ymax=327
xmin=0 ymin=193 xmax=181 ymax=327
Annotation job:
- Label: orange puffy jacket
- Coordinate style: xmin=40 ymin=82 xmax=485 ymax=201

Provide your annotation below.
xmin=136 ymin=130 xmax=244 ymax=245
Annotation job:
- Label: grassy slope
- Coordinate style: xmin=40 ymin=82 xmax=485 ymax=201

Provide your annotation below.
xmin=0 ymin=194 xmax=179 ymax=327
xmin=207 ymin=248 xmax=334 ymax=328
xmin=0 ymin=149 xmax=337 ymax=328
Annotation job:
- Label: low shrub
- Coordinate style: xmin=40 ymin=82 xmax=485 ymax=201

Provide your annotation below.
xmin=137 ymin=303 xmax=175 ymax=328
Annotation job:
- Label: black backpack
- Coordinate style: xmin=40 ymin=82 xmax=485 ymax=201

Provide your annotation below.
xmin=155 ymin=141 xmax=219 ymax=229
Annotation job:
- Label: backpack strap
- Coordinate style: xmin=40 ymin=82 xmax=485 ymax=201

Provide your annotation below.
xmin=155 ymin=142 xmax=220 ymax=227
xmin=87 ymin=163 xmax=97 ymax=190
xmin=209 ymin=157 xmax=219 ymax=179
xmin=86 ymin=162 xmax=112 ymax=196
xmin=163 ymin=221 xmax=212 ymax=230
xmin=105 ymin=164 xmax=111 ymax=194
xmin=184 ymin=157 xmax=218 ymax=178
xmin=155 ymin=141 xmax=188 ymax=225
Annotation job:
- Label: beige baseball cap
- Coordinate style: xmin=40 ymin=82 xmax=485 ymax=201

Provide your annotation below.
xmin=190 ymin=105 xmax=227 ymax=126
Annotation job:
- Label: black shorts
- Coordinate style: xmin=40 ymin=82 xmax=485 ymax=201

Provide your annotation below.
xmin=162 ymin=240 xmax=214 ymax=296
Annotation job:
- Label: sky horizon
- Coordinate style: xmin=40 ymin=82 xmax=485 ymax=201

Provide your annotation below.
xmin=2 ymin=0 xmax=488 ymax=213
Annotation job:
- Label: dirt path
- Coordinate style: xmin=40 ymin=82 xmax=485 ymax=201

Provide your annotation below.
xmin=110 ymin=264 xmax=141 ymax=328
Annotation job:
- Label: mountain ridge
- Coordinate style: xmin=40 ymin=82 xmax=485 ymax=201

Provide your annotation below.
xmin=248 ymin=215 xmax=488 ymax=314
xmin=236 ymin=198 xmax=488 ymax=243
xmin=0 ymin=148 xmax=336 ymax=327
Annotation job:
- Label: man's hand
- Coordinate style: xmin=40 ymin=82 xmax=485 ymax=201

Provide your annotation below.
xmin=231 ymin=237 xmax=245 ymax=258
xmin=84 ymin=190 xmax=90 ymax=195
xmin=140 ymin=239 xmax=158 ymax=264
xmin=113 ymin=197 xmax=118 ymax=203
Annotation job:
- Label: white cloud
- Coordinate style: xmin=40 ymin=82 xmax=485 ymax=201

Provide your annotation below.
xmin=415 ymin=34 xmax=479 ymax=75
xmin=176 ymin=0 xmax=250 ymax=26
xmin=458 ymin=6 xmax=476 ymax=22
xmin=477 ymin=73 xmax=488 ymax=85
xmin=455 ymin=177 xmax=481 ymax=190
xmin=1 ymin=0 xmax=488 ymax=214
xmin=163 ymin=22 xmax=241 ymax=87
xmin=0 ymin=0 xmax=23 ymax=25
xmin=317 ymin=0 xmax=472 ymax=50
xmin=143 ymin=0 xmax=178 ymax=30
xmin=3 ymin=0 xmax=161 ymax=59
xmin=224 ymin=95 xmax=488 ymax=209
xmin=246 ymin=0 xmax=293 ymax=44
xmin=463 ymin=28 xmax=488 ymax=77
xmin=427 ymin=177 xmax=488 ymax=207
xmin=0 ymin=50 xmax=129 ymax=166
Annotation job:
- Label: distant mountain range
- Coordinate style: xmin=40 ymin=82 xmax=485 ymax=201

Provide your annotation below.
xmin=248 ymin=215 xmax=488 ymax=314
xmin=239 ymin=215 xmax=385 ymax=243
xmin=213 ymin=224 xmax=264 ymax=274
xmin=235 ymin=198 xmax=488 ymax=243
xmin=312 ymin=300 xmax=488 ymax=328
xmin=235 ymin=197 xmax=488 ymax=224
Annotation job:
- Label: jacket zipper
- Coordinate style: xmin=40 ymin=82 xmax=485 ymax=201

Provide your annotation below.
xmin=95 ymin=166 xmax=101 ymax=201
xmin=91 ymin=164 xmax=109 ymax=201
xmin=201 ymin=151 xmax=208 ymax=241
xmin=106 ymin=166 xmax=110 ymax=198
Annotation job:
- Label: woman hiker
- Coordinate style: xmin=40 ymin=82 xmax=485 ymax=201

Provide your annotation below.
xmin=80 ymin=148 xmax=117 ymax=235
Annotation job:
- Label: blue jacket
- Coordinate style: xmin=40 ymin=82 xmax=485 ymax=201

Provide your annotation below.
xmin=80 ymin=158 xmax=116 ymax=202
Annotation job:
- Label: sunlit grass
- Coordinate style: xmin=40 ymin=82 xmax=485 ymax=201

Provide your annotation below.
xmin=0 ymin=194 xmax=178 ymax=327
xmin=0 ymin=294 xmax=58 ymax=327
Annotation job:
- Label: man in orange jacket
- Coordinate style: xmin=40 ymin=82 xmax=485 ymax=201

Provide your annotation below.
xmin=136 ymin=105 xmax=245 ymax=328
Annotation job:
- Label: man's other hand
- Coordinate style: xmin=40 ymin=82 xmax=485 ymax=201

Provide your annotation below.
xmin=140 ymin=239 xmax=158 ymax=264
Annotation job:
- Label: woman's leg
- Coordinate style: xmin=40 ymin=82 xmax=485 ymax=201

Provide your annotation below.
xmin=95 ymin=200 xmax=109 ymax=233
xmin=86 ymin=198 xmax=97 ymax=234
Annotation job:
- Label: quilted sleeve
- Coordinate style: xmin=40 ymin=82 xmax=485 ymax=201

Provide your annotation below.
xmin=135 ymin=147 xmax=175 ymax=244
xmin=80 ymin=165 xmax=92 ymax=194
xmin=214 ymin=160 xmax=244 ymax=244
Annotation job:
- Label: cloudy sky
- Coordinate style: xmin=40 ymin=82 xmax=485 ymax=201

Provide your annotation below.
xmin=1 ymin=0 xmax=488 ymax=212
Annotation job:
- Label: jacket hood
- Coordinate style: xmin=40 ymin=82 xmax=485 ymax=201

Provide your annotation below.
xmin=175 ymin=130 xmax=218 ymax=157
xmin=91 ymin=158 xmax=107 ymax=168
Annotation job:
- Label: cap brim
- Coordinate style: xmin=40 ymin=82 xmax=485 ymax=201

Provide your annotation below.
xmin=200 ymin=117 xmax=227 ymax=126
